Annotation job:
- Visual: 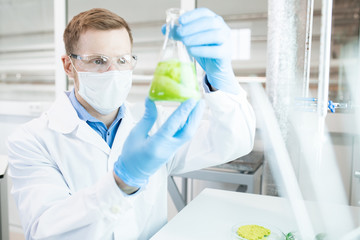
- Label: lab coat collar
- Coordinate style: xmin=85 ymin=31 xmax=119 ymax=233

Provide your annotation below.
xmin=46 ymin=91 xmax=137 ymax=156
xmin=46 ymin=91 xmax=111 ymax=155
xmin=46 ymin=91 xmax=81 ymax=134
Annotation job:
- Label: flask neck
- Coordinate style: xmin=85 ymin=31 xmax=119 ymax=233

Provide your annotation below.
xmin=161 ymin=8 xmax=193 ymax=63
xmin=166 ymin=8 xmax=182 ymax=24
xmin=165 ymin=8 xmax=183 ymax=40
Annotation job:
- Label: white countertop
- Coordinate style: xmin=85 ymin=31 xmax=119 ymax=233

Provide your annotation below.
xmin=152 ymin=188 xmax=360 ymax=240
xmin=151 ymin=188 xmax=297 ymax=240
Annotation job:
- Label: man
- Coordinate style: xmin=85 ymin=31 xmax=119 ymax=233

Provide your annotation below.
xmin=7 ymin=7 xmax=255 ymax=240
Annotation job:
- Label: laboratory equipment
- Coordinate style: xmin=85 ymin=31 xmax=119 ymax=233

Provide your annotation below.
xmin=295 ymin=97 xmax=348 ymax=113
xmin=263 ymin=0 xmax=357 ymax=237
xmin=148 ymin=8 xmax=201 ymax=102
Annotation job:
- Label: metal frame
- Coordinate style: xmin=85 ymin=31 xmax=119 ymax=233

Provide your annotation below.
xmin=168 ymin=165 xmax=263 ymax=212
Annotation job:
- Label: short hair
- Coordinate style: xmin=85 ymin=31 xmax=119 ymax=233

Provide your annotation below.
xmin=63 ymin=8 xmax=133 ymax=54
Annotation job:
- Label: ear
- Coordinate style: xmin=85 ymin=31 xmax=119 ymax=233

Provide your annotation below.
xmin=61 ymin=55 xmax=76 ymax=79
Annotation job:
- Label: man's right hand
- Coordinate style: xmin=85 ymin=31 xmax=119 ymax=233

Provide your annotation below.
xmin=113 ymin=97 xmax=204 ymax=189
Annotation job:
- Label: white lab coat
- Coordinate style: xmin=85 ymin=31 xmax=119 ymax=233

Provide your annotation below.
xmin=7 ymin=88 xmax=255 ymax=240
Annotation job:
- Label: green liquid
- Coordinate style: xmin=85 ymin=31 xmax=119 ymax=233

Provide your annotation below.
xmin=149 ymin=60 xmax=201 ymax=102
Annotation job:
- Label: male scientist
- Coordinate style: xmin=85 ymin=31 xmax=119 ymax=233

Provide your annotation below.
xmin=7 ymin=7 xmax=255 ymax=240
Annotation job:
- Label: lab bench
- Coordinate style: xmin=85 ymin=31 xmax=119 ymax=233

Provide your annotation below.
xmin=153 ymin=188 xmax=294 ymax=240
xmin=153 ymin=188 xmax=360 ymax=240
xmin=168 ymin=151 xmax=264 ymax=211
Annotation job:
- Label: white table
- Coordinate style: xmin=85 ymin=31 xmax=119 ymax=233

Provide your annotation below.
xmin=152 ymin=188 xmax=297 ymax=240
xmin=152 ymin=188 xmax=360 ymax=240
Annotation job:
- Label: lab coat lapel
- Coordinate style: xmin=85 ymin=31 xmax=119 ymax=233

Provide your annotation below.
xmin=47 ymin=91 xmax=80 ymax=134
xmin=47 ymin=91 xmax=110 ymax=155
xmin=76 ymin=122 xmax=110 ymax=155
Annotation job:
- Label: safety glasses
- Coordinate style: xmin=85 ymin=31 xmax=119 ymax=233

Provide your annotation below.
xmin=69 ymin=53 xmax=137 ymax=73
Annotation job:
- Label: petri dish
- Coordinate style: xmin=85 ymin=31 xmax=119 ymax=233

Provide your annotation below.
xmin=231 ymin=223 xmax=286 ymax=240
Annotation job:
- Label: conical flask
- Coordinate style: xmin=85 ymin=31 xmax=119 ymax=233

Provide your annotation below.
xmin=149 ymin=8 xmax=201 ymax=102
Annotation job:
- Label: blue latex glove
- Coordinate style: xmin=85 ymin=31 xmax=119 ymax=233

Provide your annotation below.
xmin=114 ymin=98 xmax=205 ymax=188
xmin=162 ymin=8 xmax=240 ymax=94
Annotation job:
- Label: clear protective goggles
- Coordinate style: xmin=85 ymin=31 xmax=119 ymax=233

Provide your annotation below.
xmin=69 ymin=53 xmax=137 ymax=73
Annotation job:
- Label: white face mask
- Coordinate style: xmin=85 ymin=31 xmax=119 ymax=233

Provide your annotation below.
xmin=77 ymin=70 xmax=132 ymax=115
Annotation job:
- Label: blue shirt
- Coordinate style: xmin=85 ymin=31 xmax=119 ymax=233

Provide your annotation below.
xmin=68 ymin=89 xmax=125 ymax=148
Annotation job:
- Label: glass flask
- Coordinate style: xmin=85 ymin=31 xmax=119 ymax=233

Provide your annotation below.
xmin=148 ymin=8 xmax=201 ymax=102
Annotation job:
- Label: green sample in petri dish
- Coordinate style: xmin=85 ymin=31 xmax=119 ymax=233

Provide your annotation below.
xmin=149 ymin=59 xmax=200 ymax=102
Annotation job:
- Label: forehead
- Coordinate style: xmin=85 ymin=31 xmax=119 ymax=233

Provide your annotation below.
xmin=75 ymin=28 xmax=131 ymax=56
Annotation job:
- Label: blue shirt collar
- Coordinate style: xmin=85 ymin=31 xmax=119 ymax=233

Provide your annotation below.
xmin=68 ymin=88 xmax=125 ymax=128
